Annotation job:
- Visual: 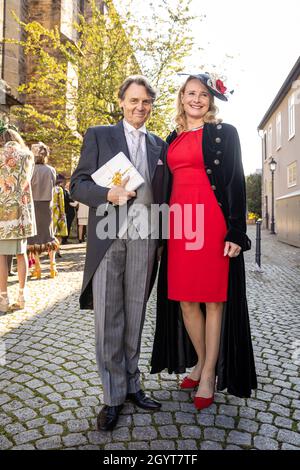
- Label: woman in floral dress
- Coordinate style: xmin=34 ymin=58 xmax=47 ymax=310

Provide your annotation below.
xmin=0 ymin=124 xmax=36 ymax=312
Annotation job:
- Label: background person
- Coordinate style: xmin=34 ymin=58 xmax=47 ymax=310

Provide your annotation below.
xmin=77 ymin=202 xmax=89 ymax=243
xmin=0 ymin=123 xmax=36 ymax=311
xmin=27 ymin=142 xmax=58 ymax=279
xmin=53 ymin=174 xmax=68 ymax=258
xmin=59 ymin=176 xmax=76 ymax=245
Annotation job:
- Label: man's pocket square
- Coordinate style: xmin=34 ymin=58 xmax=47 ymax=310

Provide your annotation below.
xmin=157 ymin=159 xmax=164 ymax=165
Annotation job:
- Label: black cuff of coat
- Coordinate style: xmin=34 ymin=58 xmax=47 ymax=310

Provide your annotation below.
xmin=158 ymin=239 xmax=167 ymax=249
xmin=225 ymin=227 xmax=251 ymax=252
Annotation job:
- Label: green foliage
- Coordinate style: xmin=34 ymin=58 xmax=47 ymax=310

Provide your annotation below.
xmin=126 ymin=0 xmax=195 ymax=136
xmin=246 ymin=172 xmax=262 ymax=217
xmin=7 ymin=0 xmax=195 ymax=172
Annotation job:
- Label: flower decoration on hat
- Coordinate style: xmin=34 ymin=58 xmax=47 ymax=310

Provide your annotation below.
xmin=178 ymin=72 xmax=234 ymax=101
xmin=207 ymin=75 xmax=227 ymax=95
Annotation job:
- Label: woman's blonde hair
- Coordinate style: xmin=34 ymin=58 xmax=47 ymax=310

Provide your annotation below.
xmin=175 ymin=76 xmax=221 ymax=133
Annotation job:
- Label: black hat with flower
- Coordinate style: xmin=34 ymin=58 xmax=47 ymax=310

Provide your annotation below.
xmin=179 ymin=72 xmax=233 ymax=102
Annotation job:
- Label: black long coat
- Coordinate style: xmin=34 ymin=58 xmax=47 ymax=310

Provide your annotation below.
xmin=150 ymin=122 xmax=258 ymax=398
xmin=70 ymin=120 xmax=168 ymax=310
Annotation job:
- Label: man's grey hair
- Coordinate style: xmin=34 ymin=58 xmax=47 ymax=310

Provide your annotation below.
xmin=118 ymin=75 xmax=157 ymax=102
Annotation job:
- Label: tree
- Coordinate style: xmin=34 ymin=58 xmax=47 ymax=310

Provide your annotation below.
xmin=123 ymin=0 xmax=196 ymax=135
xmin=6 ymin=0 xmax=197 ymax=172
xmin=246 ymin=172 xmax=262 ymax=217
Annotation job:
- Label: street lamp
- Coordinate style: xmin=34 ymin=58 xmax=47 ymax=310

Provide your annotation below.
xmin=269 ymin=157 xmax=277 ymax=234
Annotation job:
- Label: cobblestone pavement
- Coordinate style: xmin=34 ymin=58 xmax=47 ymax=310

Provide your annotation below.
xmin=0 ymin=226 xmax=299 ymax=451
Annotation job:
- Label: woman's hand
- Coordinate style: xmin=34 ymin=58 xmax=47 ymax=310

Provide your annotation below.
xmin=224 ymin=241 xmax=241 ymax=258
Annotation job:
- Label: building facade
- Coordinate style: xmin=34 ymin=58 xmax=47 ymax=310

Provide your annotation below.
xmin=0 ymin=0 xmax=104 ymax=119
xmin=258 ymin=57 xmax=300 ymax=248
xmin=0 ymin=0 xmax=26 ymax=117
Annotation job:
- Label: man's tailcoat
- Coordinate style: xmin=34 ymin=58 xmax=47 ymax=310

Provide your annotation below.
xmin=70 ymin=121 xmax=168 ymax=310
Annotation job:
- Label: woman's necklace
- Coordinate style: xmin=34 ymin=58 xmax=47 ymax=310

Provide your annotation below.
xmin=186 ymin=124 xmax=204 ymax=132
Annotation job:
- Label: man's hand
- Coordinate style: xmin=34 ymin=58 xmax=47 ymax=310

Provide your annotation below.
xmin=224 ymin=241 xmax=241 ymax=258
xmin=107 ymin=176 xmax=136 ymax=206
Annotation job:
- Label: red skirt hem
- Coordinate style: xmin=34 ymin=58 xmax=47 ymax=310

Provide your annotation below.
xmin=168 ymin=295 xmax=228 ymax=303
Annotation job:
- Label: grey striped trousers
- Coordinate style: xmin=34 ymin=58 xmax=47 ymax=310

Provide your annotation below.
xmin=92 ymin=237 xmax=157 ymax=406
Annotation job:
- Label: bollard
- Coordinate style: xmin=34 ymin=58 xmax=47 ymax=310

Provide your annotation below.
xmin=255 ymin=219 xmax=263 ymax=272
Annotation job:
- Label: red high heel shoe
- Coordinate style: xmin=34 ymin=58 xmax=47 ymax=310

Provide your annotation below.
xmin=180 ymin=377 xmax=200 ymax=390
xmin=194 ymin=395 xmax=214 ymax=410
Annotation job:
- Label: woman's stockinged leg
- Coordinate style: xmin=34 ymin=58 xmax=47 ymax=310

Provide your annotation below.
xmin=0 ymin=255 xmax=8 ymax=292
xmin=49 ymin=249 xmax=56 ymax=265
xmin=0 ymin=255 xmax=9 ymax=312
xmin=78 ymin=225 xmax=84 ymax=242
xmin=16 ymin=253 xmax=28 ymax=290
xmin=180 ymin=301 xmax=206 ymax=380
xmin=196 ymin=301 xmax=223 ymax=398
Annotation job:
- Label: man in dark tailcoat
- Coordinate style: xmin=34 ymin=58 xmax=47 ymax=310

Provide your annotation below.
xmin=70 ymin=76 xmax=168 ymax=430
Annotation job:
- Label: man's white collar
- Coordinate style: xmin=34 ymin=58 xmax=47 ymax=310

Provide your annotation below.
xmin=123 ymin=119 xmax=147 ymax=134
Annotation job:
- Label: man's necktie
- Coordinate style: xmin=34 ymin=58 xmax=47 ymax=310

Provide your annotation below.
xmin=130 ymin=129 xmax=143 ymax=167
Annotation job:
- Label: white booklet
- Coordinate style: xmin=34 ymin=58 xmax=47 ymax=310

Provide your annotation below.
xmin=91 ymin=151 xmax=144 ymax=191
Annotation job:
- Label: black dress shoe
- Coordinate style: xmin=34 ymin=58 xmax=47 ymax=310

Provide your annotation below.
xmin=127 ymin=390 xmax=161 ymax=410
xmin=96 ymin=404 xmax=123 ymax=431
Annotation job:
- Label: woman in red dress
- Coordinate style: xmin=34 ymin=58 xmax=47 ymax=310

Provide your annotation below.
xmin=151 ymin=74 xmax=257 ymax=409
